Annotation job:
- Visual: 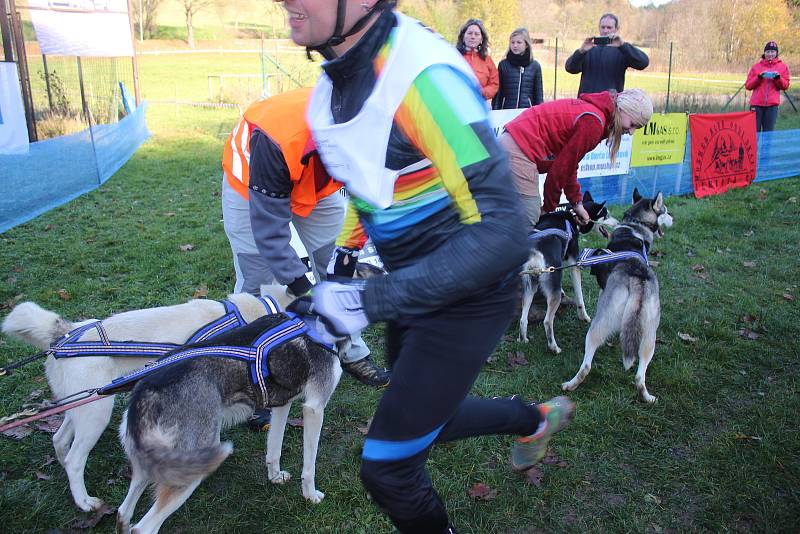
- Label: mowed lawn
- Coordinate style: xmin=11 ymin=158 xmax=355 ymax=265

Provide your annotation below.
xmin=0 ymin=101 xmax=799 ymax=533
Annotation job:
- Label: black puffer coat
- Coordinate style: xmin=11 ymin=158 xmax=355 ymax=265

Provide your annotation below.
xmin=492 ymin=58 xmax=543 ymax=110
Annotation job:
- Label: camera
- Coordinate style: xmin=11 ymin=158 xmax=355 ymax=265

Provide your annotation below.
xmin=592 ymin=36 xmax=611 ymax=46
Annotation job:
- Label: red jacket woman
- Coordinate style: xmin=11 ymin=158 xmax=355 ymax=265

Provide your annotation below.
xmin=745 ymin=41 xmax=791 ymax=132
xmin=499 ymin=90 xmax=653 ymax=227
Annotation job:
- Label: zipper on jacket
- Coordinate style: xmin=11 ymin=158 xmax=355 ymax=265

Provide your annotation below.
xmin=516 ymin=67 xmax=524 ymax=108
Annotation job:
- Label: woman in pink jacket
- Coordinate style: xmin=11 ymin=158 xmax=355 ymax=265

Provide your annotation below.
xmin=745 ymin=41 xmax=791 ymax=132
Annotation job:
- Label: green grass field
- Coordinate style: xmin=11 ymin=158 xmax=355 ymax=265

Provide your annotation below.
xmin=1 ymin=96 xmax=799 ymax=532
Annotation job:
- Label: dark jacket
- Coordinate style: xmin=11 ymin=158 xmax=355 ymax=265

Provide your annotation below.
xmin=320 ymin=7 xmax=528 ymax=320
xmin=565 ymin=42 xmax=649 ymax=95
xmin=492 ymin=57 xmax=543 ymax=109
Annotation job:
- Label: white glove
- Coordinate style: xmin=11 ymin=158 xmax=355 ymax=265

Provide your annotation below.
xmin=312 ymin=281 xmax=369 ymax=337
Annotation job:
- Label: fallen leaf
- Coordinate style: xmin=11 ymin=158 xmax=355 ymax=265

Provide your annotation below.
xmin=12 ymin=265 xmax=22 ymax=273
xmin=787 ymin=196 xmax=797 ymax=203
xmin=179 ymin=244 xmax=195 ymax=252
xmin=287 ymin=418 xmax=304 ymax=428
xmin=523 ymin=466 xmax=544 ymax=487
xmin=741 ymin=314 xmax=757 ymax=325
xmin=107 ymin=479 xmax=116 ymax=486
xmin=742 ymin=261 xmax=757 ymax=268
xmin=651 ymin=250 xmax=665 ymax=257
xmin=782 ymin=293 xmax=795 ymax=301
xmin=744 ymin=230 xmax=754 ymax=237
xmin=467 ymin=482 xmax=498 ymax=500
xmin=675 ymin=298 xmax=684 ymax=305
xmin=35 ymin=471 xmax=51 ymax=481
xmin=164 ymin=212 xmax=176 ymax=217
xmin=691 ymin=264 xmax=705 ymax=272
xmin=40 ymin=456 xmax=56 ymax=468
xmin=649 ymin=260 xmax=660 ymax=268
xmin=564 ymin=512 xmax=579 ymax=526
xmin=26 ymin=389 xmax=43 ymax=402
xmin=44 ymin=224 xmax=54 ymax=231
xmin=485 ymin=355 xmax=498 ymax=364
xmin=739 ymin=328 xmax=760 ymax=341
xmin=703 ymin=320 xmax=712 ymax=326
xmin=541 ymin=451 xmax=567 ymax=467
xmin=34 ymin=414 xmax=63 ymax=434
xmin=6 ymin=275 xmax=17 ymax=285
xmin=686 ymin=250 xmax=696 ymax=257
xmin=70 ymin=503 xmax=115 ymax=529
xmin=192 ymin=285 xmax=208 ymax=299
xmin=695 ymin=272 xmax=709 ymax=280
xmin=508 ymin=351 xmax=529 ymax=369
xmin=644 ymin=493 xmax=662 ymax=505
xmin=356 ymin=417 xmax=372 ymax=436
xmin=758 ymin=189 xmax=767 ymax=200
xmin=57 ymin=289 xmax=71 ymax=301
xmin=677 ymin=332 xmax=698 ymax=343
xmin=734 ymin=433 xmax=763 ymax=442
xmin=1 ymin=425 xmax=33 ymax=440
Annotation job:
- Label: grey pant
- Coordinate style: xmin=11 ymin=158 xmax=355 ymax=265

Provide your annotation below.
xmin=498 ymin=132 xmax=541 ymax=230
xmin=221 ymin=178 xmax=368 ymax=363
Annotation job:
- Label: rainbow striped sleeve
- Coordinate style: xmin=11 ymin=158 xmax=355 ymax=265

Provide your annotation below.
xmin=393 ymin=64 xmax=492 ymax=224
xmin=336 ymin=197 xmax=368 ymax=250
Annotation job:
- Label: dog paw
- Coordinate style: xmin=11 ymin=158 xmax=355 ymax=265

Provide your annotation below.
xmin=548 ymin=344 xmax=562 ymax=354
xmin=303 ymin=489 xmax=325 ymax=504
xmin=578 ymin=312 xmax=591 ymax=323
xmin=77 ymin=495 xmax=105 ymax=513
xmin=642 ymin=393 xmax=658 ymax=404
xmin=116 ymin=517 xmax=130 ymax=534
xmin=517 ymin=335 xmax=529 ymax=343
xmin=269 ymin=470 xmax=292 ymax=484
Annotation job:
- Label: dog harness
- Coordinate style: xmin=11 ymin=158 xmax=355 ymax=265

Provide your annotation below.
xmin=48 ymin=297 xmax=280 ymax=360
xmin=95 ymin=313 xmax=315 ymax=400
xmin=577 ymin=244 xmax=649 ymax=267
xmin=527 ymin=223 xmax=573 ymax=244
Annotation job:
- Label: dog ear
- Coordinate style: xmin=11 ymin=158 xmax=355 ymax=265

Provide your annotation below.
xmin=583 ymin=190 xmax=593 ymax=203
xmin=632 ymin=188 xmax=642 ymax=203
xmin=653 ymin=192 xmax=664 ymax=211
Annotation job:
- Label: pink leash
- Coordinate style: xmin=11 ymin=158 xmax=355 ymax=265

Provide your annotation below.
xmin=0 ymin=393 xmax=105 ymax=434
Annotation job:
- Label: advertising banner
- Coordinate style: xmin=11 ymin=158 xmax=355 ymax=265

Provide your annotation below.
xmin=29 ymin=0 xmax=134 ymax=57
xmin=689 ymin=112 xmax=757 ymax=198
xmin=0 ymin=62 xmax=30 ymax=155
xmin=631 ymin=112 xmax=687 ymax=167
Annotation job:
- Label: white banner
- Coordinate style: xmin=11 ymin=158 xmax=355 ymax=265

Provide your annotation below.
xmin=29 ymin=0 xmax=134 ymax=57
xmin=489 ymin=108 xmax=632 ymax=179
xmin=0 ymin=62 xmax=30 ymax=155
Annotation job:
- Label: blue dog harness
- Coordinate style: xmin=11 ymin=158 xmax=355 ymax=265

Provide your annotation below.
xmin=96 ymin=313 xmax=312 ymax=399
xmin=527 ymin=223 xmax=573 ymax=244
xmin=577 ymin=244 xmax=649 ymax=267
xmin=49 ymin=297 xmax=280 ymax=359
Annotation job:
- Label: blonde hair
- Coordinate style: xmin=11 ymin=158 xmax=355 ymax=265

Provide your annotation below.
xmin=607 ymin=112 xmax=625 ymax=166
xmin=508 ymin=27 xmax=533 ymax=55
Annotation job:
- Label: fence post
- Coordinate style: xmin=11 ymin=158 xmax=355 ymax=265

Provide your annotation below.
xmin=42 ymin=54 xmax=53 ymax=111
xmin=665 ymin=41 xmax=673 ymax=113
xmin=261 ymin=33 xmax=267 ymax=99
xmin=77 ymin=56 xmax=101 ymax=185
xmin=126 ymin=0 xmax=141 ymax=106
xmin=8 ymin=0 xmax=36 ymax=141
xmin=1 ymin=0 xmax=13 ymax=61
xmin=553 ymin=37 xmax=558 ymax=101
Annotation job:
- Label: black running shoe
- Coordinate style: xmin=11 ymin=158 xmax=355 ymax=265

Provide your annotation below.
xmin=247 ymin=409 xmax=272 ymax=432
xmin=342 ymin=356 xmax=390 ymax=388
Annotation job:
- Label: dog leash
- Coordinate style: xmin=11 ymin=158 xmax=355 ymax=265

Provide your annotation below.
xmin=0 ymin=350 xmax=51 ymax=377
xmin=519 ymin=246 xmax=649 ymax=275
xmin=0 ymin=388 xmax=102 ymax=433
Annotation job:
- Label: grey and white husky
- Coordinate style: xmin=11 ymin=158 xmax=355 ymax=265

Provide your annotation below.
xmin=1 ymin=288 xmax=291 ymax=512
xmin=116 ymin=313 xmax=342 ymax=534
xmin=562 ymin=189 xmax=673 ymax=403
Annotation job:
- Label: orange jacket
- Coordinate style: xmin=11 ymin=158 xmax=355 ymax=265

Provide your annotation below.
xmin=462 ymin=50 xmax=499 ymax=100
xmin=222 ymin=87 xmax=341 ymax=217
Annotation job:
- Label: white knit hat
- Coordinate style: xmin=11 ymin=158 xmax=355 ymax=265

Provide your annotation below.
xmin=616 ymin=89 xmax=653 ymax=127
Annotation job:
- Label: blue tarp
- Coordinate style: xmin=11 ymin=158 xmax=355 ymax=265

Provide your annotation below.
xmin=0 ymin=102 xmax=149 ymax=233
xmin=579 ymin=129 xmax=800 ymax=205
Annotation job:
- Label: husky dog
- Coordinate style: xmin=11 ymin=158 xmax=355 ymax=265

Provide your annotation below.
xmin=562 ymin=189 xmax=673 ymax=403
xmin=519 ymin=191 xmax=617 ymax=352
xmin=0 ymin=287 xmax=292 ymax=512
xmin=115 ymin=313 xmax=342 ymax=534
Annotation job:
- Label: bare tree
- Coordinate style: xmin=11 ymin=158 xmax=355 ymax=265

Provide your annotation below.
xmin=131 ymin=0 xmax=165 ymax=39
xmin=178 ymin=0 xmax=214 ymax=48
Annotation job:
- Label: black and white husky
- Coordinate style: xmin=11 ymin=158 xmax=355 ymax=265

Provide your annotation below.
xmin=518 ymin=191 xmax=617 ymax=353
xmin=562 ymin=189 xmax=673 ymax=403
xmin=0 ymin=288 xmax=291 ymax=512
xmin=116 ymin=313 xmax=342 ymax=534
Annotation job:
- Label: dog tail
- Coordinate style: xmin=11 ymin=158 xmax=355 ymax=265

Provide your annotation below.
xmin=1 ymin=301 xmax=74 ymax=350
xmin=141 ymin=442 xmax=233 ymax=487
xmin=620 ymin=280 xmax=644 ymax=371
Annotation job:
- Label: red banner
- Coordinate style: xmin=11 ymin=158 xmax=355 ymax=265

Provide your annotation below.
xmin=689 ymin=112 xmax=757 ymax=199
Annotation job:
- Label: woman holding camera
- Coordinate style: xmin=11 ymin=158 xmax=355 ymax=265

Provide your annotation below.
xmin=745 ymin=41 xmax=791 ymax=132
xmin=493 ymin=27 xmax=543 ymax=110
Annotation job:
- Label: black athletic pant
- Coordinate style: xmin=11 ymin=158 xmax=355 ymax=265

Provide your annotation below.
xmin=359 ymin=281 xmax=541 ymax=533
xmin=752 ymin=105 xmax=778 ymax=132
